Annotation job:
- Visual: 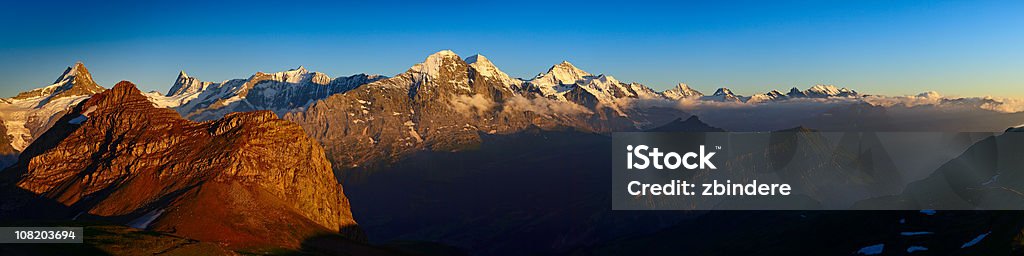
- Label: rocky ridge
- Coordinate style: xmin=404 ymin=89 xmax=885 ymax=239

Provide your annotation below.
xmin=3 ymin=81 xmax=361 ymax=249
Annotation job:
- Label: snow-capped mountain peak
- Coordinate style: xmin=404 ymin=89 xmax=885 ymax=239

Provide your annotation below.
xmin=699 ymin=87 xmax=744 ymax=102
xmin=1 ymin=62 xmax=104 ymax=152
xmin=663 ymin=83 xmax=704 ymax=100
xmin=12 ymin=62 xmax=104 ymax=101
xmin=167 ymin=70 xmax=210 ymax=97
xmin=805 ymin=84 xmax=857 ymax=98
xmin=807 ymin=84 xmax=840 ymax=95
xmin=714 ymin=87 xmax=734 ymax=96
xmin=466 ymin=54 xmax=521 ymax=89
xmin=545 ymin=61 xmax=592 ymax=85
xmin=255 ymin=66 xmax=311 ymax=84
xmin=787 ymin=87 xmax=806 ymax=98
xmin=464 ymin=54 xmax=489 ymax=65
xmin=526 ymin=60 xmax=594 ymax=98
xmin=410 ymin=50 xmax=463 ymax=78
xmin=56 ymin=62 xmax=89 ymax=83
xmin=592 ymin=74 xmax=620 ymax=85
xmin=747 ymin=90 xmax=785 ymax=103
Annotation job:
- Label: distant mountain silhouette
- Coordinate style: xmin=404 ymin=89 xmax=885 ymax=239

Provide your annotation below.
xmin=646 ymin=115 xmax=725 ymax=132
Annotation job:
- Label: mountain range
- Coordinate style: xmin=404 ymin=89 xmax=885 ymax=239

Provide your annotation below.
xmin=0 ymin=50 xmax=898 ymax=170
xmin=2 ymin=50 xmax=1022 ymax=174
xmin=2 ymin=50 xmax=1024 ymax=254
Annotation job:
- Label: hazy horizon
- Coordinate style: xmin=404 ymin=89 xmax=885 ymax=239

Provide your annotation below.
xmin=2 ymin=0 xmax=1021 ymax=98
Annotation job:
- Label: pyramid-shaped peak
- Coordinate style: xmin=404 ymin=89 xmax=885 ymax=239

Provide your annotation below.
xmin=177 ymin=70 xmax=189 ymax=78
xmin=110 ymin=80 xmax=143 ymax=94
xmin=13 ymin=61 xmax=103 ymax=101
xmin=56 ymin=61 xmax=91 ymax=83
xmin=551 ymin=60 xmax=581 ymax=70
xmin=465 ymin=54 xmax=488 ymax=64
xmin=546 ymin=60 xmax=591 ymax=78
xmin=410 ymin=50 xmax=465 ymax=78
xmin=428 ymin=49 xmax=460 ymax=58
xmin=714 ymin=87 xmax=734 ymax=95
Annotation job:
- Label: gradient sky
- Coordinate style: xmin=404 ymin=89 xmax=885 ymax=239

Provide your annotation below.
xmin=1 ymin=0 xmax=1022 ymax=98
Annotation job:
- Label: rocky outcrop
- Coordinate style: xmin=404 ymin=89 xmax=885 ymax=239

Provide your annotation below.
xmin=4 ymin=81 xmax=360 ymax=249
xmin=0 ymin=120 xmax=17 ymax=168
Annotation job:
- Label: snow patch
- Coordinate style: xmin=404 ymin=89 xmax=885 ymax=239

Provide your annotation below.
xmin=68 ymin=115 xmax=87 ymax=124
xmin=127 ymin=209 xmax=165 ymax=229
xmin=961 ymin=231 xmax=991 ymax=248
xmin=906 ymin=246 xmax=928 ymax=253
xmin=982 ymin=174 xmax=1000 ymax=185
xmin=856 ymin=244 xmax=884 ymax=255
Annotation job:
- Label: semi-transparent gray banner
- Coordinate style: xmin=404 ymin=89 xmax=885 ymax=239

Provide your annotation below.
xmin=612 ymin=131 xmax=1024 ymax=210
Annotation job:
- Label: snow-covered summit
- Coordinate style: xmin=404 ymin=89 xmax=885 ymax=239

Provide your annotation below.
xmin=1 ymin=62 xmax=103 ymax=152
xmin=786 ymin=87 xmax=806 ymax=98
xmin=167 ymin=70 xmax=211 ymax=97
xmin=12 ymin=62 xmax=104 ymax=101
xmin=663 ymin=83 xmax=704 ymax=100
xmin=544 ymin=61 xmax=592 ymax=85
xmin=805 ymin=84 xmax=858 ymax=98
xmin=747 ymin=90 xmax=785 ymax=103
xmin=466 ymin=54 xmax=522 ymax=89
xmin=410 ymin=50 xmax=463 ymax=79
xmin=526 ymin=61 xmax=595 ymax=98
xmin=254 ymin=66 xmax=312 ymax=85
xmin=701 ymin=87 xmax=744 ymax=102
xmin=158 ymin=66 xmax=385 ymax=121
xmin=714 ymin=88 xmax=734 ymax=96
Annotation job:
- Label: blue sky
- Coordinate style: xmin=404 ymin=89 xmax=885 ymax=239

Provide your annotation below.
xmin=1 ymin=0 xmax=1021 ymax=97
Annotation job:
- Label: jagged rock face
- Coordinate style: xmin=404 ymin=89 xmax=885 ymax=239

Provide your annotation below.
xmin=0 ymin=121 xmax=16 ymax=168
xmin=166 ymin=70 xmax=212 ymax=97
xmin=286 ymin=51 xmax=628 ymax=172
xmin=11 ymin=62 xmax=104 ymax=102
xmin=6 ymin=81 xmax=360 ymax=249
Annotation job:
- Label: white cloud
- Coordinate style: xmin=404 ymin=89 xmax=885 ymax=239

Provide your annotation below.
xmin=502 ymin=95 xmax=592 ymax=116
xmin=450 ymin=94 xmax=495 ymax=116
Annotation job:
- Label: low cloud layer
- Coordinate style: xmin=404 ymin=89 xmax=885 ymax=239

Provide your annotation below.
xmin=450 ymin=94 xmax=496 ymax=116
xmin=616 ymin=94 xmax=1024 ymax=132
xmin=862 ymin=92 xmax=1024 ymax=113
xmin=503 ymin=95 xmax=593 ymax=116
